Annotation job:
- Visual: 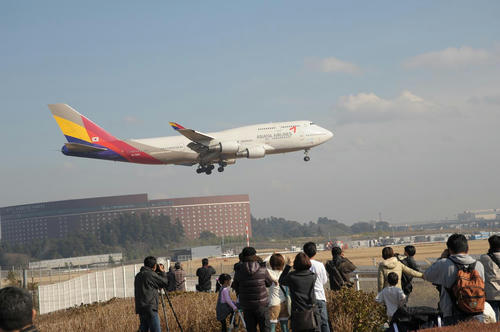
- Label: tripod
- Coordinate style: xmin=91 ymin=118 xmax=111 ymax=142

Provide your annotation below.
xmin=159 ymin=289 xmax=184 ymax=332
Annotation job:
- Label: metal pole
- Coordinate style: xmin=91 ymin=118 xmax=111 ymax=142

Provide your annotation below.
xmin=80 ymin=277 xmax=84 ymax=304
xmin=52 ymin=284 xmax=55 ymax=312
xmin=69 ymin=280 xmax=72 ymax=308
xmin=57 ymin=283 xmax=61 ymax=311
xmin=122 ymin=265 xmax=127 ymax=297
xmin=164 ymin=289 xmax=184 ymax=332
xmin=88 ymin=274 xmax=91 ymax=303
xmin=103 ymin=271 xmax=107 ymax=301
xmin=38 ymin=286 xmax=42 ymax=315
xmin=354 ymin=273 xmax=360 ymax=291
xmin=95 ymin=271 xmax=99 ymax=302
xmin=159 ymin=290 xmax=170 ymax=332
xmin=113 ymin=268 xmax=117 ymax=298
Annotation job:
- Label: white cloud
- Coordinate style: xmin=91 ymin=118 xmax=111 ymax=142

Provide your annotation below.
xmin=403 ymin=46 xmax=498 ymax=69
xmin=305 ymin=57 xmax=361 ymax=74
xmin=334 ymin=91 xmax=438 ymax=124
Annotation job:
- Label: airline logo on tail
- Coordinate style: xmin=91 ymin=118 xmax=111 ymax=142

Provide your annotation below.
xmin=169 ymin=122 xmax=185 ymax=131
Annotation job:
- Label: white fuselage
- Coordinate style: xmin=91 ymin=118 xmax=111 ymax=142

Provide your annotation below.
xmin=127 ymin=120 xmax=333 ymax=165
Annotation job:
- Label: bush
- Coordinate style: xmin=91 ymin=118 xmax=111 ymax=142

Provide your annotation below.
xmin=326 ymin=288 xmax=386 ymax=332
xmin=6 ymin=270 xmax=21 ymax=286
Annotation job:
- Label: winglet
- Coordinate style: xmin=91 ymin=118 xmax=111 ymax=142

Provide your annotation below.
xmin=169 ymin=122 xmax=186 ymax=131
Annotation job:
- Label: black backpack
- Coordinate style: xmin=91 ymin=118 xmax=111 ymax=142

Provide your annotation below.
xmin=397 ymin=256 xmax=417 ymax=295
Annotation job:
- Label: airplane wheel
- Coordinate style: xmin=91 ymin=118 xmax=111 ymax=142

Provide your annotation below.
xmin=196 ymin=168 xmax=203 ymax=174
xmin=206 ymin=170 xmax=212 ymax=175
xmin=209 ymin=164 xmax=215 ymax=171
xmin=304 ymin=156 xmax=310 ymax=162
xmin=218 ymin=167 xmax=224 ymax=172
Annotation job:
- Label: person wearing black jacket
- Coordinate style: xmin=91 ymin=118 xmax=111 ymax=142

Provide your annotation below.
xmin=166 ymin=266 xmax=176 ymax=292
xmin=397 ymin=245 xmax=419 ymax=297
xmin=279 ymin=253 xmax=321 ymax=332
xmin=325 ymin=246 xmax=356 ymax=291
xmin=134 ymin=256 xmax=170 ymax=332
xmin=196 ymin=258 xmax=216 ymax=292
xmin=232 ymin=247 xmax=273 ymax=332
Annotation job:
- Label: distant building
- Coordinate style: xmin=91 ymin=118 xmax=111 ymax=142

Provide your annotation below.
xmin=29 ymin=253 xmax=122 ymax=269
xmin=0 ymin=193 xmax=251 ymax=244
xmin=458 ymin=209 xmax=500 ymax=222
xmin=172 ymin=245 xmax=223 ymax=261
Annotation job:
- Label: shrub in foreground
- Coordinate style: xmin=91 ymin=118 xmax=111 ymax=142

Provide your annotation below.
xmin=326 ymin=287 xmax=386 ymax=332
xmin=37 ymin=289 xmax=386 ymax=331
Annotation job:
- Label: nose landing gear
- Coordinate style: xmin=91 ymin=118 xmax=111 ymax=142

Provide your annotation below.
xmin=304 ymin=149 xmax=310 ymax=162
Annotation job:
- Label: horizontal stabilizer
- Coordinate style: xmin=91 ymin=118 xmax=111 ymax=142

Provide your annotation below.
xmin=64 ymin=142 xmax=108 ymax=153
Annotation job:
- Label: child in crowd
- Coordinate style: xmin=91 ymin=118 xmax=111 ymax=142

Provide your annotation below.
xmin=267 ymin=253 xmax=290 ymax=332
xmin=376 ymin=272 xmax=406 ymax=321
xmin=216 ymin=273 xmax=237 ymax=332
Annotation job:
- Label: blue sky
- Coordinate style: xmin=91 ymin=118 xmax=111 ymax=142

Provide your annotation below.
xmin=1 ymin=1 xmax=500 ymax=224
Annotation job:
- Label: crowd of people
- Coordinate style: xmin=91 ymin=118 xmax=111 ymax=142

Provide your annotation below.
xmin=375 ymin=234 xmax=500 ymax=329
xmin=131 ymin=234 xmax=500 ymax=332
xmin=2 ymin=233 xmax=500 ymax=332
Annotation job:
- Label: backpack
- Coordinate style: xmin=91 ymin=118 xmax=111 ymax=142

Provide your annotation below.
xmin=397 ymin=256 xmax=415 ymax=295
xmin=327 ymin=260 xmax=353 ymax=290
xmin=446 ymin=259 xmax=485 ymax=314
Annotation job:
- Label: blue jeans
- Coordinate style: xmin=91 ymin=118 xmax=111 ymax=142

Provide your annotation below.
xmin=139 ymin=310 xmax=161 ymax=332
xmin=316 ymin=300 xmax=330 ymax=332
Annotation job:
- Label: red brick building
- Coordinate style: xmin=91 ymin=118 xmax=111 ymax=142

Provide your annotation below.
xmin=150 ymin=195 xmax=251 ymax=239
xmin=0 ymin=194 xmax=251 ymax=244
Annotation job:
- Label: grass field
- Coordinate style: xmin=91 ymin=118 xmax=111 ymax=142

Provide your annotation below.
xmin=185 ymin=239 xmax=490 ymax=274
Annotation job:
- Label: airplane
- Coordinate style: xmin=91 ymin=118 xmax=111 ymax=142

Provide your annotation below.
xmin=49 ymin=103 xmax=334 ymax=175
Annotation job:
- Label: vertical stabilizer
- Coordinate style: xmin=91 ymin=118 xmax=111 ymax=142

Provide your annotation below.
xmin=48 ymin=103 xmax=117 ymax=145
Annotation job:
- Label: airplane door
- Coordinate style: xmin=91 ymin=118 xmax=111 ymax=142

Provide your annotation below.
xmin=299 ymin=126 xmax=305 ymax=142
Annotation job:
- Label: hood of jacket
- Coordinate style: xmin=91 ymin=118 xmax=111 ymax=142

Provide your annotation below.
xmin=242 ymin=261 xmax=263 ymax=276
xmin=381 ymin=257 xmax=399 ymax=269
xmin=449 ymin=253 xmax=477 ymax=265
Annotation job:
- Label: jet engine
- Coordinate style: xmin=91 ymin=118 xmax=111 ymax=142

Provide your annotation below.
xmin=208 ymin=141 xmax=240 ymax=154
xmin=237 ymin=146 xmax=266 ymax=159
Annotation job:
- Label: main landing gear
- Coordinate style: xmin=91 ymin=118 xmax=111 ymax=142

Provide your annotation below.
xmin=304 ymin=149 xmax=310 ymax=162
xmin=196 ymin=164 xmax=214 ymax=175
xmin=196 ymin=161 xmax=227 ymax=175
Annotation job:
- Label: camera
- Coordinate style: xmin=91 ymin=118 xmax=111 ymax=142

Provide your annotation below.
xmin=156 ymin=263 xmax=165 ymax=274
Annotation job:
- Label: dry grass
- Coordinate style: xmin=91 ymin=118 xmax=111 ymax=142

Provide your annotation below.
xmin=186 ymin=239 xmax=490 ymax=274
xmin=313 ymin=239 xmax=490 ymax=266
xmin=36 ymin=293 xmax=224 ymax=332
xmin=36 ymin=289 xmax=385 ymax=332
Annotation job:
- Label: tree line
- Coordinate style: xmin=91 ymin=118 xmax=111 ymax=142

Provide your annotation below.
xmin=251 ymin=216 xmax=391 ymax=239
xmin=0 ymin=213 xmax=184 ymax=266
xmin=0 ymin=213 xmax=391 ymax=266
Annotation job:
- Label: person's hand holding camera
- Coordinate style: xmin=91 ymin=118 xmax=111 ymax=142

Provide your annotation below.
xmin=155 ymin=263 xmax=165 ymax=273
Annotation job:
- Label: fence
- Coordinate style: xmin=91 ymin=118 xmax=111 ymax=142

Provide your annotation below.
xmin=37 ymin=264 xmax=218 ymax=315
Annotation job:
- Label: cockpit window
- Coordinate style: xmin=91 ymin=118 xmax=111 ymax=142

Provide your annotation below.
xmin=310 ymin=122 xmax=315 ymax=125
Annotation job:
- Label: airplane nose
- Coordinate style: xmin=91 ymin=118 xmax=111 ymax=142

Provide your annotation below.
xmin=325 ymin=129 xmax=334 ymax=140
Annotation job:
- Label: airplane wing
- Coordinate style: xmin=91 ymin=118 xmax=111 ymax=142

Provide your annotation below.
xmin=169 ymin=122 xmax=214 ymax=144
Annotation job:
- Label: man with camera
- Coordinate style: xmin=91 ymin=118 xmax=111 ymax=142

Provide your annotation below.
xmin=134 ymin=256 xmax=170 ymax=332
